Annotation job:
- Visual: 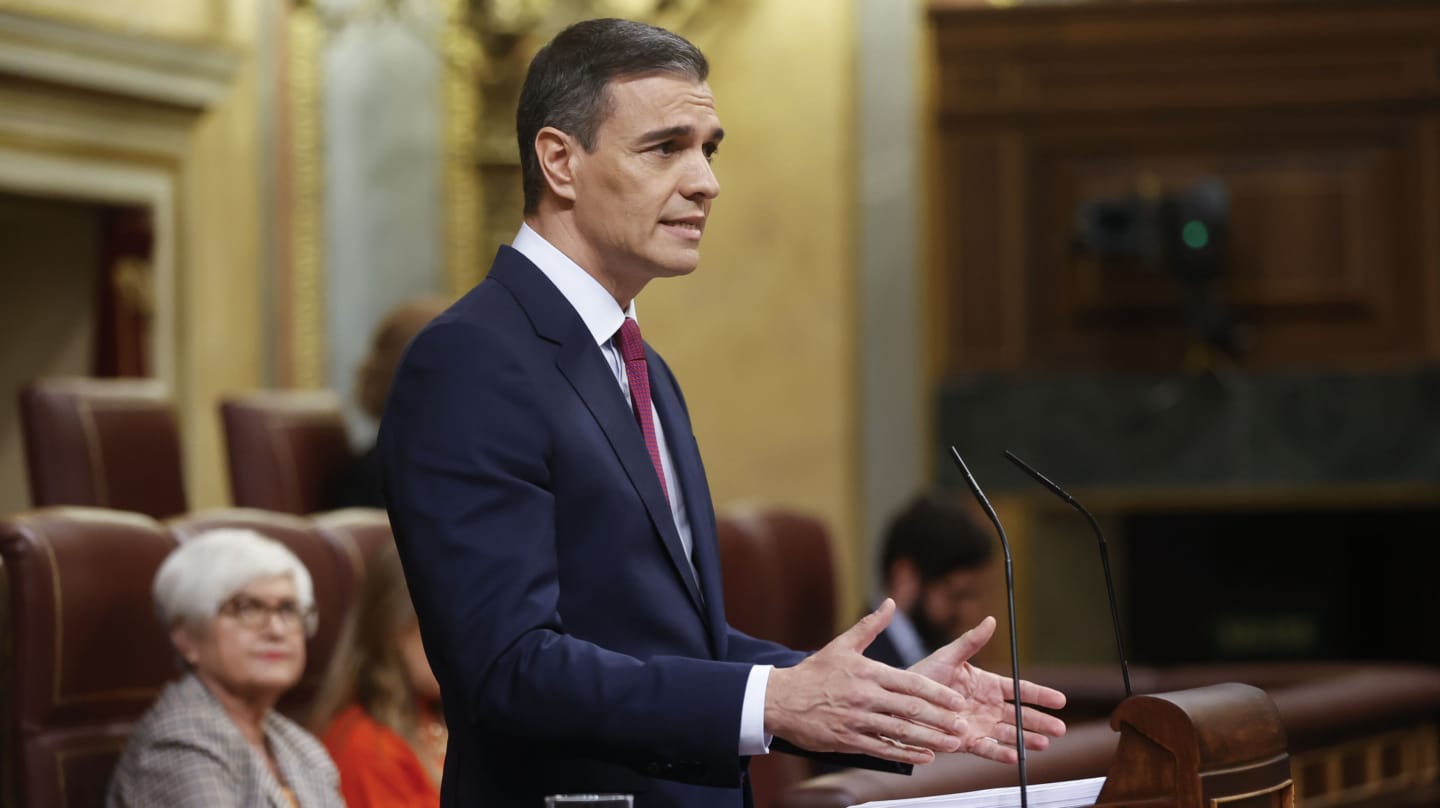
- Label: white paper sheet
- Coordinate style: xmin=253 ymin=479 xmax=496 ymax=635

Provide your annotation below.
xmin=849 ymin=776 xmax=1105 ymax=808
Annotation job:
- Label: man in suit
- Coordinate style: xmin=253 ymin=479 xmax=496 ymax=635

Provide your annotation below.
xmin=865 ymin=493 xmax=996 ymax=669
xmin=379 ymin=18 xmax=1066 ymax=807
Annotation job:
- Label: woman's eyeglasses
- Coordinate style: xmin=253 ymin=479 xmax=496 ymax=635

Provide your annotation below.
xmin=219 ymin=596 xmax=318 ymax=636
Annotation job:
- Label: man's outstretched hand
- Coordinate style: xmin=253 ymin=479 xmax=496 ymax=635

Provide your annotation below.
xmin=764 ymin=601 xmax=1067 ymax=766
xmin=910 ymin=616 xmax=1067 ymax=764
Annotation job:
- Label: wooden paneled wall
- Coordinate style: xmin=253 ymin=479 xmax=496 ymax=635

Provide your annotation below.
xmin=929 ymin=0 xmax=1440 ymax=374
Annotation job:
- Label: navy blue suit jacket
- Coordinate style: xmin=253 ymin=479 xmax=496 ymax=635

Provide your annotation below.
xmin=379 ymin=247 xmax=805 ymax=807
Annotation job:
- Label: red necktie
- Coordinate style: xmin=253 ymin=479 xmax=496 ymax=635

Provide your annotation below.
xmin=616 ymin=318 xmax=669 ymax=501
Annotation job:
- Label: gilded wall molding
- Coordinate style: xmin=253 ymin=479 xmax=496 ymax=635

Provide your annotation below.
xmin=0 ymin=9 xmax=238 ymax=109
xmin=286 ymin=9 xmax=326 ymax=388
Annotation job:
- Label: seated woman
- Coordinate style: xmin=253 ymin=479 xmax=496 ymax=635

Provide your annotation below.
xmin=107 ymin=529 xmax=343 ymax=808
xmin=311 ymin=543 xmax=444 ymax=807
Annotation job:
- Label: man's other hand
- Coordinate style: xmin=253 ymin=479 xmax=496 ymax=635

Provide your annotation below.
xmin=909 ymin=616 xmax=1068 ymax=764
xmin=764 ymin=603 xmax=1069 ymax=766
xmin=764 ymin=599 xmax=972 ymax=765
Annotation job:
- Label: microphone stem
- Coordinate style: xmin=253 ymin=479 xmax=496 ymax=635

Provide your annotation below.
xmin=1079 ymin=507 xmax=1132 ymax=698
xmin=1003 ymin=450 xmax=1134 ymax=700
xmin=951 ymin=448 xmax=1028 ymax=808
xmin=1001 ymin=550 xmax=1028 ymax=807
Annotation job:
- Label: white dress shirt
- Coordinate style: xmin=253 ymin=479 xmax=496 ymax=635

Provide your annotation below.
xmin=512 ymin=224 xmax=772 ymax=756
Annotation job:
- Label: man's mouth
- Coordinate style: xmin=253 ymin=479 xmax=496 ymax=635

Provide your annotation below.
xmin=661 ymin=218 xmax=705 ymax=239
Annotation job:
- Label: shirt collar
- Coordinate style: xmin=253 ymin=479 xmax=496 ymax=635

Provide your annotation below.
xmin=512 ymin=222 xmax=635 ymax=347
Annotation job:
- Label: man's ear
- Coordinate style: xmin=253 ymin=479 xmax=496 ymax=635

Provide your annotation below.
xmin=534 ymin=126 xmax=579 ymax=204
xmin=887 ymin=558 xmax=921 ymax=613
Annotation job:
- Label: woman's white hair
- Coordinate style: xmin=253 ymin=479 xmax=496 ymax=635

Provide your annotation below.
xmin=153 ymin=528 xmax=316 ymax=628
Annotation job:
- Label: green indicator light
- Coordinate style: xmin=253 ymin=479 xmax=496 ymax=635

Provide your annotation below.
xmin=1182 ymin=220 xmax=1209 ymax=250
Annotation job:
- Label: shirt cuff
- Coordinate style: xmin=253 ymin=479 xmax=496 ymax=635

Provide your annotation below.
xmin=738 ymin=664 xmax=774 ymax=756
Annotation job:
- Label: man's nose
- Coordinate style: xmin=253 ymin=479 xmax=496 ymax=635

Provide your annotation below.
xmin=682 ymin=152 xmax=720 ymax=201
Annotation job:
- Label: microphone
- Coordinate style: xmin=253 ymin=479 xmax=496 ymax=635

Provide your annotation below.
xmin=1003 ymin=450 xmax=1133 ymax=698
xmin=949 ymin=447 xmax=1028 ymax=808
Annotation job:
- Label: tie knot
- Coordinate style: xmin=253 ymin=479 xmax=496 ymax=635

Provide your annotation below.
xmin=616 ymin=318 xmax=646 ymax=363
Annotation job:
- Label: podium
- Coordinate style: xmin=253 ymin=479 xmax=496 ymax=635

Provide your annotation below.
xmin=1094 ymin=683 xmax=1291 ymax=808
xmin=777 ymin=680 xmax=1313 ymax=808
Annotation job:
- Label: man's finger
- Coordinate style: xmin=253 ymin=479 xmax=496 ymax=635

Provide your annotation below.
xmin=996 ymin=703 xmax=1067 ymax=739
xmin=860 ymin=689 xmax=970 ymax=740
xmin=834 ymin=598 xmax=897 ymax=653
xmin=965 ymin=736 xmax=1020 ymax=765
xmin=989 ymin=722 xmax=1054 ymax=751
xmin=1022 ymin=680 xmax=1068 ymax=710
xmin=990 ymin=673 xmax=1067 ymax=710
xmin=913 ymin=616 xmax=998 ymax=674
xmin=949 ymin=616 xmax=997 ymax=661
xmin=845 ymin=732 xmax=937 ymax=766
xmin=871 ymin=661 xmax=969 ymax=713
xmin=851 ymin=711 xmax=963 ymax=754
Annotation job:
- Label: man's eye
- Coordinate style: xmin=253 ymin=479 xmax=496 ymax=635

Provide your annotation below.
xmin=654 ymin=141 xmax=677 ymax=155
xmin=703 ymin=143 xmax=719 ymax=162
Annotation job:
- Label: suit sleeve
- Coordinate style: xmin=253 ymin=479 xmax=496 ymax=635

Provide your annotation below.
xmin=379 ymin=319 xmax=752 ymax=784
xmin=724 ymin=626 xmax=806 ymax=666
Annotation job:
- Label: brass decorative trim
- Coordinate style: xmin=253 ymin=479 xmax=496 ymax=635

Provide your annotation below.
xmin=287 ymin=9 xmax=325 ymax=388
xmin=440 ymin=0 xmax=483 ymax=296
xmin=1210 ymin=779 xmax=1292 ymax=806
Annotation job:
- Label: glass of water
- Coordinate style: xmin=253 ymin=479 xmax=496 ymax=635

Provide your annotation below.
xmin=544 ymin=796 xmax=632 ymax=807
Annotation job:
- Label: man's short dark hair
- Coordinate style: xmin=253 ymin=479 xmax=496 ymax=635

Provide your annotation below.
xmin=516 ymin=18 xmax=710 ymax=214
xmin=880 ymin=492 xmax=994 ymax=584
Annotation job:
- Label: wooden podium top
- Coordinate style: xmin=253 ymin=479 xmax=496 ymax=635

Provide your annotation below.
xmin=1096 ymin=683 xmax=1291 ymax=808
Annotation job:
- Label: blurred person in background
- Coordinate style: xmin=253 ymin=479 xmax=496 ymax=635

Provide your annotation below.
xmin=866 ymin=492 xmax=995 ymax=669
xmin=328 ymin=295 xmax=450 ymax=509
xmin=107 ymin=529 xmax=343 ymax=808
xmin=312 ymin=543 xmax=444 ymax=808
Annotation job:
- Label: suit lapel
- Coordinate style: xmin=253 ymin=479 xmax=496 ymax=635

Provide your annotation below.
xmin=649 ymin=352 xmax=730 ymax=653
xmin=490 ymin=250 xmax=707 ymax=617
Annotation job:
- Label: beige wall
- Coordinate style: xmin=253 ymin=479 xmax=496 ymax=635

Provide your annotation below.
xmin=176 ymin=0 xmax=264 ymax=509
xmin=644 ymin=3 xmax=863 ymax=620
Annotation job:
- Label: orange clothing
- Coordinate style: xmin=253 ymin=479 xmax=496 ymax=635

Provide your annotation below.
xmin=322 ymin=705 xmax=441 ymax=808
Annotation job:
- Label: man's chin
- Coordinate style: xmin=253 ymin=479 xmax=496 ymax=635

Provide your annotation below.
xmin=650 ymin=252 xmax=701 ymax=278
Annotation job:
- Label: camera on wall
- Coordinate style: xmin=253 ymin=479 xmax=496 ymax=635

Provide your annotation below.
xmin=1073 ymin=178 xmax=1242 ymax=361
